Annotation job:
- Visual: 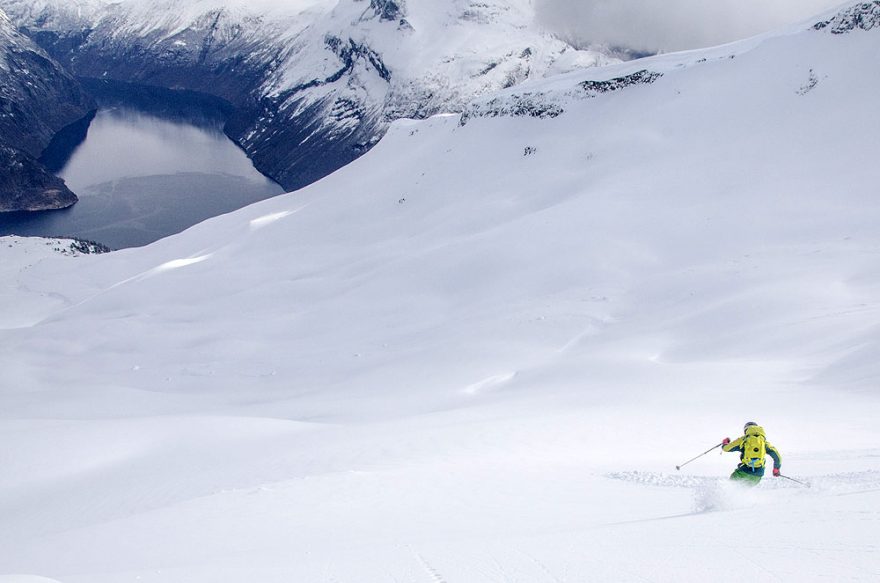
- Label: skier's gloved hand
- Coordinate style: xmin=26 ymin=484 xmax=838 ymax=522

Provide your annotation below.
xmin=722 ymin=437 xmax=730 ymax=445
xmin=773 ymin=468 xmax=781 ymax=477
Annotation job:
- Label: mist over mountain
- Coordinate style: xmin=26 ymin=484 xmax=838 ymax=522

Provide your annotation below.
xmin=535 ymin=0 xmax=845 ymax=52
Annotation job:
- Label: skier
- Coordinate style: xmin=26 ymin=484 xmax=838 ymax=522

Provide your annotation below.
xmin=722 ymin=421 xmax=781 ymax=485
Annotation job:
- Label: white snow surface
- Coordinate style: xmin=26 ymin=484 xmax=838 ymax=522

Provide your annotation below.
xmin=0 ymin=8 xmax=21 ymax=69
xmin=2 ymin=4 xmax=880 ymax=581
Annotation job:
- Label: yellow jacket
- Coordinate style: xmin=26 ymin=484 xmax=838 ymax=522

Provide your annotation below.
xmin=723 ymin=424 xmax=781 ymax=470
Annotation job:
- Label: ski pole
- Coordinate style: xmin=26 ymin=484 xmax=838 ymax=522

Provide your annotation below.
xmin=778 ymin=474 xmax=811 ymax=487
xmin=676 ymin=443 xmax=724 ymax=470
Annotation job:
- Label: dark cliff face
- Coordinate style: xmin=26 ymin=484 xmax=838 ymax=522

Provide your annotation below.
xmin=0 ymin=39 xmax=95 ymax=157
xmin=0 ymin=15 xmax=94 ymax=212
xmin=370 ymin=0 xmax=405 ymax=22
xmin=235 ymin=91 xmax=381 ymax=192
xmin=24 ymin=16 xmax=273 ymax=107
xmin=0 ymin=145 xmax=77 ymax=211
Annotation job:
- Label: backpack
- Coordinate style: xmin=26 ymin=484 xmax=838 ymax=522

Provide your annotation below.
xmin=741 ymin=426 xmax=767 ymax=469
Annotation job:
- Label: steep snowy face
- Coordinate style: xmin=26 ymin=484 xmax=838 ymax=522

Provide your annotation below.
xmin=0 ymin=7 xmax=10 ymax=36
xmin=0 ymin=7 xmax=93 ymax=211
xmin=0 ymin=8 xmax=19 ymax=71
xmin=0 ymin=17 xmax=9 ymax=70
xmin=0 ymin=0 xmax=614 ymax=190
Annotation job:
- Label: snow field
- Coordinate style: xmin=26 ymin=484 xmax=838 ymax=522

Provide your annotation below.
xmin=2 ymin=3 xmax=880 ymax=580
xmin=1 ymin=398 xmax=877 ymax=581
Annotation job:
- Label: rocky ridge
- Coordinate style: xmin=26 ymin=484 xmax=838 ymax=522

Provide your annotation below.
xmin=813 ymin=1 xmax=880 ymax=33
xmin=459 ymin=69 xmax=663 ymax=125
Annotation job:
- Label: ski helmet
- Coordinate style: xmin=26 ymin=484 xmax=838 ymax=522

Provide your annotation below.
xmin=743 ymin=421 xmax=758 ymax=432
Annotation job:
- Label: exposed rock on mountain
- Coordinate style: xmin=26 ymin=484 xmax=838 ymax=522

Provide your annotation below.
xmin=459 ymin=68 xmax=662 ymax=125
xmin=579 ymin=69 xmax=662 ymax=97
xmin=0 ymin=8 xmax=94 ymax=211
xmin=813 ymin=1 xmax=880 ymax=33
xmin=0 ymin=145 xmax=77 ymax=211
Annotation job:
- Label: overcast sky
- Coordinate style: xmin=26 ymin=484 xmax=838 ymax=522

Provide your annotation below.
xmin=534 ymin=0 xmax=845 ymax=53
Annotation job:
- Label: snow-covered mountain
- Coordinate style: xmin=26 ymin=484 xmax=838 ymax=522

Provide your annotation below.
xmin=0 ymin=8 xmax=94 ymax=211
xmin=2 ymin=2 xmax=880 ymax=581
xmin=1 ymin=0 xmax=614 ymax=190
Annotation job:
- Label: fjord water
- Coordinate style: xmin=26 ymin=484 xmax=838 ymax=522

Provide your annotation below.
xmin=0 ymin=85 xmax=283 ymax=249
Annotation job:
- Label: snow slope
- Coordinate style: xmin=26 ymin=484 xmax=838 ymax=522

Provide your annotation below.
xmin=2 ymin=2 xmax=880 ymax=581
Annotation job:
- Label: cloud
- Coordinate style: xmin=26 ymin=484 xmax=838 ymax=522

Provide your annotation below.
xmin=535 ymin=0 xmax=845 ymax=53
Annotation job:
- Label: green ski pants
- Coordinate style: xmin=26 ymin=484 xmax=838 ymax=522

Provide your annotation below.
xmin=730 ymin=468 xmax=762 ymax=486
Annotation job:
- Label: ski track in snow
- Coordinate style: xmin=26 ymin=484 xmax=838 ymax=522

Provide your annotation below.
xmin=413 ymin=551 xmax=449 ymax=583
